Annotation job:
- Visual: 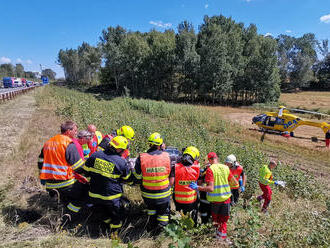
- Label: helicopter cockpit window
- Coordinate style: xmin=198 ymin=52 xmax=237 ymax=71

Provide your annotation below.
xmin=266 ymin=117 xmax=277 ymax=127
xmin=256 ymin=114 xmax=267 ymax=122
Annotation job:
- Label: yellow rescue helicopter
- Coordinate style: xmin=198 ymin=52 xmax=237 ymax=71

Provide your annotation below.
xmin=252 ymin=106 xmax=330 ymax=137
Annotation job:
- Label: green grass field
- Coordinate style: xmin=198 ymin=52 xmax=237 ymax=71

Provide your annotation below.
xmin=0 ymin=85 xmax=329 ymax=247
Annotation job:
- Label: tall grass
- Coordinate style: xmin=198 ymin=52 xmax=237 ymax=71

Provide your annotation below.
xmin=37 ymin=85 xmax=329 ymax=247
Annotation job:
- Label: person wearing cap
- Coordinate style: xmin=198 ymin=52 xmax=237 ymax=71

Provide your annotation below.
xmin=189 ymin=152 xmax=238 ymax=242
xmin=97 ymin=125 xmax=135 ymax=159
xmin=169 ymin=146 xmax=200 ymax=224
xmin=197 ymin=152 xmax=217 ymax=224
xmin=225 ymin=154 xmax=247 ymax=206
xmin=133 ymin=132 xmax=174 ymax=231
xmin=71 ymin=130 xmax=92 ymax=184
xmin=87 ymin=124 xmax=103 ymax=156
xmin=83 ymin=136 xmax=132 ymax=232
xmin=72 ymin=130 xmax=92 ymax=160
xmin=257 ymin=160 xmax=279 ymax=213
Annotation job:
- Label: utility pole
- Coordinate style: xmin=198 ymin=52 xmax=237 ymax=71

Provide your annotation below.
xmin=40 ymin=64 xmax=43 ymax=77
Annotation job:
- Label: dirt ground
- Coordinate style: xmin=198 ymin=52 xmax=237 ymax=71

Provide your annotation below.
xmin=280 ymin=91 xmax=330 ymax=113
xmin=0 ymin=89 xmax=62 ymax=245
xmin=0 ymin=93 xmax=37 ymax=158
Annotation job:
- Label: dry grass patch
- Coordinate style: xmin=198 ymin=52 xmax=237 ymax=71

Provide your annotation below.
xmin=0 ymin=87 xmax=65 ymax=246
xmin=280 ymin=91 xmax=330 ymax=113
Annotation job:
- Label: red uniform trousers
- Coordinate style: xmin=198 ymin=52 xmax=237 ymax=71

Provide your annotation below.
xmin=210 ymin=198 xmax=231 ymax=239
xmin=257 ymin=182 xmax=272 ymax=211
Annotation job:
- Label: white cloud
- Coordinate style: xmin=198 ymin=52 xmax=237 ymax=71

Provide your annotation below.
xmin=26 ymin=59 xmax=33 ymax=65
xmin=320 ymin=14 xmax=330 ymax=23
xmin=286 ymin=30 xmax=292 ymax=33
xmin=149 ymin=21 xmax=172 ymax=28
xmin=16 ymin=58 xmax=23 ymax=63
xmin=205 ymin=4 xmax=209 ymax=9
xmin=0 ymin=56 xmax=11 ymax=64
xmin=264 ymin=32 xmax=273 ymax=37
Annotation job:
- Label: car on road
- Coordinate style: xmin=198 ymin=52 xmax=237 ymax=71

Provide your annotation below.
xmin=3 ymin=77 xmax=17 ymax=88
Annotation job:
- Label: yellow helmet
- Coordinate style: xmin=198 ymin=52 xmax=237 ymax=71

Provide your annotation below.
xmin=183 ymin=146 xmax=200 ymax=160
xmin=117 ymin=125 xmax=135 ymax=141
xmin=110 ymin=136 xmax=129 ymax=150
xmin=148 ymin=132 xmax=163 ymax=146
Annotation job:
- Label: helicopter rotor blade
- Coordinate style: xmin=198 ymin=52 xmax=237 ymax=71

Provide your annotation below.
xmin=288 ymin=108 xmax=330 ymax=117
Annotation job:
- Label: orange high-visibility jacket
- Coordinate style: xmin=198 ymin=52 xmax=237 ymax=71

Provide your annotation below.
xmin=40 ymin=134 xmax=74 ymax=181
xmin=140 ymin=152 xmax=171 ymax=191
xmin=230 ymin=165 xmax=243 ymax=189
xmin=174 ymin=163 xmax=200 ymax=204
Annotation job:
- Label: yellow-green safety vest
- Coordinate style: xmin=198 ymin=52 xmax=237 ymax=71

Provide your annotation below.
xmin=206 ymin=163 xmax=232 ymax=202
xmin=82 ymin=143 xmax=90 ymax=159
xmin=95 ymin=131 xmax=103 ymax=145
xmin=259 ymin=164 xmax=274 ymax=185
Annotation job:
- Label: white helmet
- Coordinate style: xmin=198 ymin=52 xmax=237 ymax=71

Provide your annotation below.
xmin=225 ymin=154 xmax=236 ymax=164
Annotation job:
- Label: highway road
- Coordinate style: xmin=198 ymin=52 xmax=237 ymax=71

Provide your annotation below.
xmin=0 ymin=86 xmax=38 ymax=101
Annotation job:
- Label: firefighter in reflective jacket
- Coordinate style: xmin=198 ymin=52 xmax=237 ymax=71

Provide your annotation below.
xmin=133 ymin=132 xmax=173 ymax=230
xmin=169 ymin=146 xmax=200 ymax=224
xmin=225 ymin=154 xmax=247 ymax=205
xmin=87 ymin=124 xmax=103 ymax=156
xmin=97 ymin=125 xmax=135 ymax=159
xmin=189 ymin=153 xmax=238 ymax=242
xmin=38 ymin=121 xmax=88 ymax=218
xmin=83 ymin=136 xmax=132 ymax=231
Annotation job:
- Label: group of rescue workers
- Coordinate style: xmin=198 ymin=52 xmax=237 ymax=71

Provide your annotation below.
xmin=38 ymin=120 xmax=282 ymax=243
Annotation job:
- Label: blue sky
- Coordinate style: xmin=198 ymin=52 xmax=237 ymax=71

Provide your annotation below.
xmin=1 ymin=0 xmax=329 ymax=78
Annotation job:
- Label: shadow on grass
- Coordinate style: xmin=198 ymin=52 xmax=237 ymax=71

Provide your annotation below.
xmin=57 ymin=82 xmax=119 ymax=102
xmin=1 ymin=191 xmax=153 ymax=243
xmin=2 ymin=206 xmax=42 ymax=225
xmin=73 ymin=203 xmax=151 ymax=243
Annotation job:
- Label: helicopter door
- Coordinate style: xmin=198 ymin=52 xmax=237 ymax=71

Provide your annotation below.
xmin=264 ymin=116 xmax=276 ymax=127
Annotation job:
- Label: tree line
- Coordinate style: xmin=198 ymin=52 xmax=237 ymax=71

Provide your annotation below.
xmin=0 ymin=63 xmax=57 ymax=81
xmin=57 ymin=14 xmax=330 ymax=104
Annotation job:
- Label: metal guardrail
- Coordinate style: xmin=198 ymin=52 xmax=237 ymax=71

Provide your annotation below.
xmin=0 ymin=86 xmax=38 ymax=103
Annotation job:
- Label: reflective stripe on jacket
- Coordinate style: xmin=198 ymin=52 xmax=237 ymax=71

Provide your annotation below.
xmin=259 ymin=164 xmax=274 ymax=185
xmin=40 ymin=134 xmax=73 ymax=181
xmin=206 ymin=163 xmax=232 ymax=202
xmin=141 ymin=152 xmax=171 ymax=191
xmin=45 ymin=178 xmax=76 ymax=189
xmin=174 ymin=163 xmax=200 ymax=204
xmin=83 ymin=150 xmax=131 ymax=201
xmin=230 ymin=165 xmax=243 ymax=189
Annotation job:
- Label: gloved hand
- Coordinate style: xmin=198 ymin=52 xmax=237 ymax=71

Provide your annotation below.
xmin=73 ymin=172 xmax=89 ymax=184
xmin=83 ymin=149 xmax=90 ymax=156
xmin=127 ymin=158 xmax=136 ymax=170
xmin=189 ymin=182 xmax=199 ymax=190
xmin=275 ymin=180 xmax=286 ymax=187
xmin=240 ymin=185 xmax=245 ymax=192
xmin=239 ymin=178 xmax=243 ymax=187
